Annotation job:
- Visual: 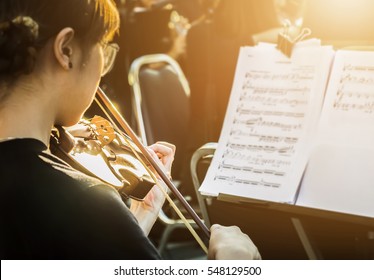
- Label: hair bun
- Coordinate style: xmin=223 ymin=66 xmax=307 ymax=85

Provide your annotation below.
xmin=0 ymin=16 xmax=39 ymax=78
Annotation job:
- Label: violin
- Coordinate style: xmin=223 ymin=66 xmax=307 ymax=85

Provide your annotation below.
xmin=50 ymin=115 xmax=155 ymax=201
xmin=50 ymin=87 xmax=210 ymax=251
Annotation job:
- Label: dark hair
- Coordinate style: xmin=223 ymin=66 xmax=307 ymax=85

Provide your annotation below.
xmin=0 ymin=0 xmax=120 ymax=82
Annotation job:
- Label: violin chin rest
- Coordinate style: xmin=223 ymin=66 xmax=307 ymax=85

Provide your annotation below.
xmin=118 ymin=168 xmax=154 ymax=201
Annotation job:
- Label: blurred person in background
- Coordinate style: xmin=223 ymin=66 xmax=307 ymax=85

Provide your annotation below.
xmin=186 ymin=0 xmax=278 ymax=148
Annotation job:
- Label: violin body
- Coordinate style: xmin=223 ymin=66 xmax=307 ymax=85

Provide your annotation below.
xmin=50 ymin=116 xmax=154 ymax=201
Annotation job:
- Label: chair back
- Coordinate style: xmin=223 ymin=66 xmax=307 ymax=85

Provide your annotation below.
xmin=190 ymin=142 xmax=218 ymax=228
xmin=129 ymin=54 xmax=190 ymax=178
xmin=128 ymin=54 xmax=190 ymax=145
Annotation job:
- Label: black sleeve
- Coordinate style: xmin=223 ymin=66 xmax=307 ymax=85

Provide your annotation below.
xmin=74 ymin=184 xmax=161 ymax=260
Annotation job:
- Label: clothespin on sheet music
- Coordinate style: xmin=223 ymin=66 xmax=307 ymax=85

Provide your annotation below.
xmin=277 ymin=28 xmax=312 ymax=57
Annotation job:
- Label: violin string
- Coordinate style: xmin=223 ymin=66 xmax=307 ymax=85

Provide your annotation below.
xmin=94 ymin=97 xmax=209 ymax=254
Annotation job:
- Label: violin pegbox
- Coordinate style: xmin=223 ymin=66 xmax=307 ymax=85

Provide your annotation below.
xmin=90 ymin=115 xmax=116 ymax=146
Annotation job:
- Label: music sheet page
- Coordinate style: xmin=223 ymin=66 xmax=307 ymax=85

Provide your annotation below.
xmin=199 ymin=44 xmax=334 ymax=203
xmin=314 ymin=50 xmax=374 ymax=146
xmin=297 ymin=50 xmax=374 ymax=217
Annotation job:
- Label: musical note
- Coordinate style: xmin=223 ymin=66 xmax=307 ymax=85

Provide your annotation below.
xmin=340 ymin=73 xmax=374 ymax=85
xmin=222 ymin=149 xmax=292 ymax=167
xmin=219 ymin=162 xmax=286 ymax=176
xmin=332 ymin=59 xmax=374 ymax=115
xmin=244 ymin=71 xmax=314 ymax=81
xmin=343 ymin=64 xmax=374 ymax=72
xmin=229 ymin=130 xmax=299 ymax=144
xmin=213 ymin=175 xmax=281 ymax=188
xmin=233 ymin=118 xmax=303 ymax=132
xmin=227 ymin=143 xmax=294 ymax=155
xmin=239 ymin=95 xmax=308 ymax=107
xmin=333 ymin=101 xmax=374 ymax=113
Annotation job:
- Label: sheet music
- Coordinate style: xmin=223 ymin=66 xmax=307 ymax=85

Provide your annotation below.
xmin=199 ymin=44 xmax=334 ymax=203
xmin=317 ymin=50 xmax=374 ymax=147
xmin=297 ymin=50 xmax=374 ymax=218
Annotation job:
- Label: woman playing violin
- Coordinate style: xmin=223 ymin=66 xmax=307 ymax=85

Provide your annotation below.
xmin=0 ymin=0 xmax=260 ymax=260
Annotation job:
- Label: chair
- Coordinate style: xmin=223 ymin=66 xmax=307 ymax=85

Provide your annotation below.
xmin=190 ymin=142 xmax=218 ymax=228
xmin=128 ymin=54 xmax=190 ymax=147
xmin=128 ymin=54 xmax=199 ymax=258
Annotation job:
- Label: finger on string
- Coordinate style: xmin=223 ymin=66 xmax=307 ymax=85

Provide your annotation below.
xmin=150 ymin=144 xmax=173 ymax=157
xmin=149 ymin=146 xmax=174 ymax=168
xmin=145 ymin=147 xmax=171 ymax=179
xmin=146 ymin=147 xmax=160 ymax=161
xmin=156 ymin=141 xmax=176 ymax=154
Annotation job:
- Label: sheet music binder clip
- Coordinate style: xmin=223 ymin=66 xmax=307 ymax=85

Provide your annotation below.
xmin=277 ymin=28 xmax=312 ymax=57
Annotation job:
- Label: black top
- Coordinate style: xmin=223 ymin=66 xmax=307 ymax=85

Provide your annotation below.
xmin=0 ymin=138 xmax=161 ymax=260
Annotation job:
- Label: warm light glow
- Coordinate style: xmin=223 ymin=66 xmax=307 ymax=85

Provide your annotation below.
xmin=304 ymin=0 xmax=374 ymax=41
xmin=312 ymin=0 xmax=368 ymax=22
